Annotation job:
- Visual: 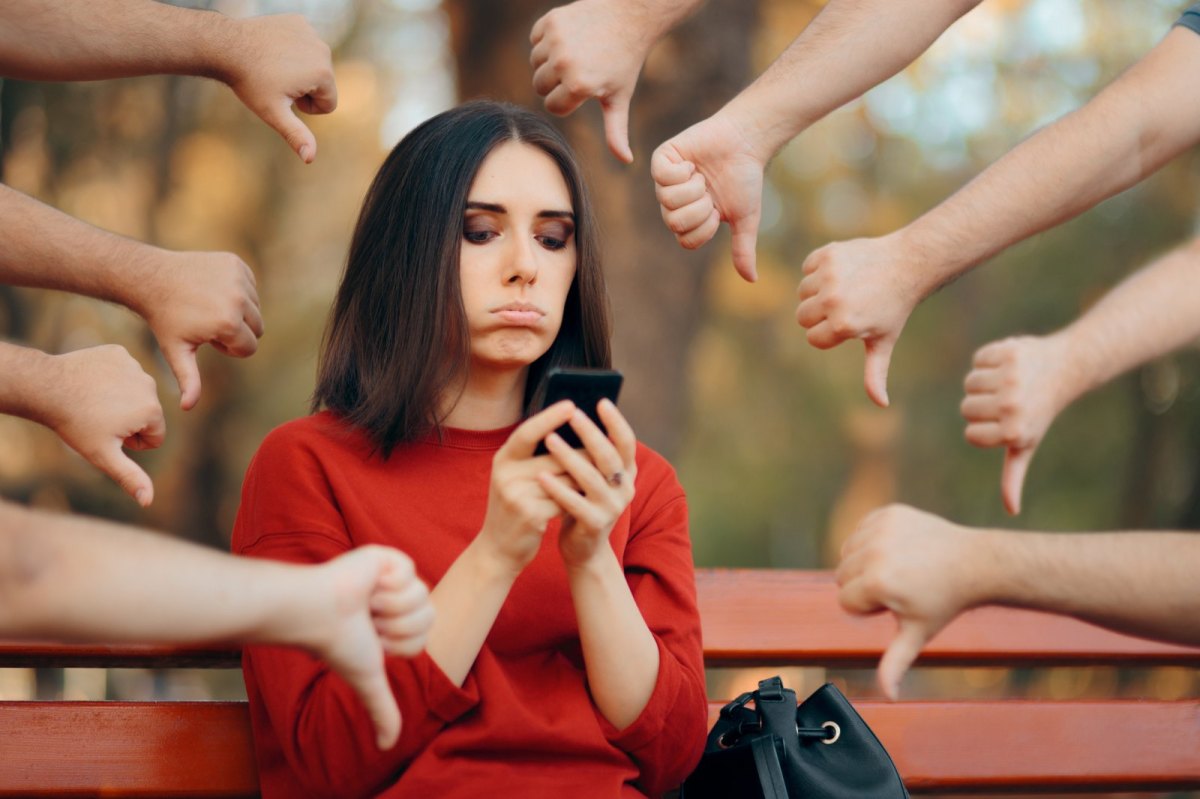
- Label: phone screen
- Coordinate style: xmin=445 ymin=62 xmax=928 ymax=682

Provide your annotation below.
xmin=531 ymin=367 xmax=623 ymax=455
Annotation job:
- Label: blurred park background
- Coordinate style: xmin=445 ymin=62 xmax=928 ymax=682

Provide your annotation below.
xmin=2 ymin=0 xmax=1199 ymax=791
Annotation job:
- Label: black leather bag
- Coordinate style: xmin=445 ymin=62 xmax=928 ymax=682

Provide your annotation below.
xmin=680 ymin=676 xmax=909 ymax=799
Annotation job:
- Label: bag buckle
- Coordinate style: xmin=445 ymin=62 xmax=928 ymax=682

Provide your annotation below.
xmin=756 ymin=676 xmax=785 ymax=702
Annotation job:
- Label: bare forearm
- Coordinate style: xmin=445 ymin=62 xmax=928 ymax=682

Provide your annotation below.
xmin=425 ymin=537 xmax=518 ymax=686
xmin=0 ymin=0 xmax=234 ymax=82
xmin=727 ymin=0 xmax=982 ymax=161
xmin=0 ymin=502 xmax=322 ymax=647
xmin=901 ymin=28 xmax=1200 ymax=289
xmin=0 ymin=184 xmax=163 ymax=314
xmin=1057 ymin=239 xmax=1200 ymax=399
xmin=974 ymin=528 xmax=1200 ymax=646
xmin=567 ymin=548 xmax=659 ymax=730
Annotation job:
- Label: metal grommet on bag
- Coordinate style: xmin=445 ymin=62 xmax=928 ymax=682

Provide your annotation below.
xmin=820 ymin=721 xmax=841 ymax=745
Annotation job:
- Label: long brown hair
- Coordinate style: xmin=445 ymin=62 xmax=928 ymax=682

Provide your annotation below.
xmin=313 ymin=101 xmax=611 ymax=456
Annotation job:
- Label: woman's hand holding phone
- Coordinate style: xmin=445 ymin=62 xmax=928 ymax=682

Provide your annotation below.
xmin=538 ymin=399 xmax=638 ymax=569
xmin=478 ymin=400 xmax=577 ymax=575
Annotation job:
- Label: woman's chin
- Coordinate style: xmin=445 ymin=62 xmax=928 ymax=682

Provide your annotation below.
xmin=471 ymin=333 xmax=553 ymax=370
xmin=471 ymin=348 xmax=548 ymax=372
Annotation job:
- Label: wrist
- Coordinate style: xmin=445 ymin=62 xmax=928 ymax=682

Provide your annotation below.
xmin=1040 ymin=329 xmax=1090 ymax=414
xmin=466 ymin=533 xmax=527 ymax=585
xmin=250 ymin=563 xmax=319 ymax=648
xmin=564 ymin=542 xmax=618 ymax=583
xmin=622 ymin=0 xmax=704 ymax=44
xmin=0 ymin=344 xmax=58 ymax=425
xmin=116 ymin=246 xmax=179 ymax=322
xmin=717 ymin=91 xmax=791 ymax=166
xmin=179 ymin=8 xmax=240 ymax=83
xmin=889 ymin=223 xmax=967 ymax=303
xmin=968 ymin=527 xmax=1023 ymax=608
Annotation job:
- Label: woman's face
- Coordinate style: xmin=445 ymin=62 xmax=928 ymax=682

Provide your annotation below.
xmin=459 ymin=140 xmax=577 ymax=373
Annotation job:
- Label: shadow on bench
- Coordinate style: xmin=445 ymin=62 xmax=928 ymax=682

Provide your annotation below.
xmin=2 ymin=568 xmax=1198 ymax=797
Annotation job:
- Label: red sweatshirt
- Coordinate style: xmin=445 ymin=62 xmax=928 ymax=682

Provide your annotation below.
xmin=232 ymin=412 xmax=707 ymax=799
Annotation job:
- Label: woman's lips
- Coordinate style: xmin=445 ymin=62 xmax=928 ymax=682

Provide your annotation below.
xmin=491 ymin=303 xmax=545 ymax=326
xmin=494 ymin=309 xmax=544 ymax=326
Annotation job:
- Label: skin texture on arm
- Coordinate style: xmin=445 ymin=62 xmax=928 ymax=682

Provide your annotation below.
xmin=961 ymin=239 xmax=1200 ymax=514
xmin=0 ymin=499 xmax=433 ymax=749
xmin=797 ymin=26 xmax=1200 ymax=406
xmin=0 ymin=184 xmax=264 ymax=411
xmin=541 ymin=402 xmax=659 ymax=730
xmin=0 ymin=0 xmax=336 ymax=162
xmin=652 ymin=0 xmax=983 ymax=282
xmin=836 ymin=504 xmax=1200 ymax=698
xmin=529 ymin=0 xmax=706 ymax=163
xmin=0 ymin=342 xmax=164 ymax=506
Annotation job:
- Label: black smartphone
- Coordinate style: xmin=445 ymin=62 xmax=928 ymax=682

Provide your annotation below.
xmin=531 ymin=367 xmax=623 ymax=455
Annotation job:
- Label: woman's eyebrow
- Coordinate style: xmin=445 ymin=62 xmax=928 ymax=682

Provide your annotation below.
xmin=465 ymin=201 xmax=574 ymax=221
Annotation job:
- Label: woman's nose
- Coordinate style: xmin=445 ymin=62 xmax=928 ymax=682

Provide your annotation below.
xmin=505 ymin=235 xmax=538 ymax=285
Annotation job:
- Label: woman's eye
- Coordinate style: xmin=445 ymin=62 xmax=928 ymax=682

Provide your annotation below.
xmin=537 ymin=225 xmax=573 ymax=251
xmin=464 ymin=229 xmax=495 ymax=244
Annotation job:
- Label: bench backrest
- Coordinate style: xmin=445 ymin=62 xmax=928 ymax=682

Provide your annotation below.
xmin=1 ymin=568 xmax=1198 ymax=796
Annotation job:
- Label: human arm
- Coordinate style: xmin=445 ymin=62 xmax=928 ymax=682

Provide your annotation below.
xmin=0 ymin=0 xmax=335 ymax=162
xmin=797 ymin=25 xmax=1200 ymax=406
xmin=0 ymin=341 xmax=164 ymax=505
xmin=530 ymin=0 xmax=705 ymax=163
xmin=0 ymin=498 xmax=432 ymax=749
xmin=0 ymin=184 xmax=263 ymax=410
xmin=653 ymin=0 xmax=983 ymax=282
xmin=961 ymin=239 xmax=1200 ymax=514
xmin=836 ymin=503 xmax=1200 ymax=699
xmin=541 ymin=402 xmax=707 ymax=794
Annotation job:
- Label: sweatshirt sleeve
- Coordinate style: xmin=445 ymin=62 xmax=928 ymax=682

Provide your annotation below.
xmin=595 ymin=447 xmax=708 ymax=797
xmin=233 ymin=427 xmax=480 ymax=799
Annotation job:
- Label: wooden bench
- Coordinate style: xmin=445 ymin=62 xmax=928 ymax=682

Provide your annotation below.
xmin=2 ymin=568 xmax=1199 ymax=797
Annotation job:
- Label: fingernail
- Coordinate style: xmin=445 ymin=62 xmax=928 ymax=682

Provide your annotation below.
xmin=299 ymin=145 xmax=313 ymax=162
xmin=135 ymin=489 xmax=151 ymax=506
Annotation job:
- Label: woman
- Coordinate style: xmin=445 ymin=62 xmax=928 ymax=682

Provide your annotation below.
xmin=233 ymin=101 xmax=707 ymax=798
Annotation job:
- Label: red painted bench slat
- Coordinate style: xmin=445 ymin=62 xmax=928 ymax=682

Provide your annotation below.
xmin=0 ymin=702 xmax=257 ymax=798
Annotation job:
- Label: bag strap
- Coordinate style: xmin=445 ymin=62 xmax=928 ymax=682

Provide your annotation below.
xmin=719 ymin=691 xmax=756 ymax=718
xmin=750 ymin=735 xmax=789 ymax=799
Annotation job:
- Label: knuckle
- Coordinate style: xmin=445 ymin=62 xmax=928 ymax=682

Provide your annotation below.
xmin=562 ymin=77 xmax=595 ymax=98
xmin=666 ymin=211 xmax=691 ymax=235
xmin=829 ymin=318 xmax=854 ymax=339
